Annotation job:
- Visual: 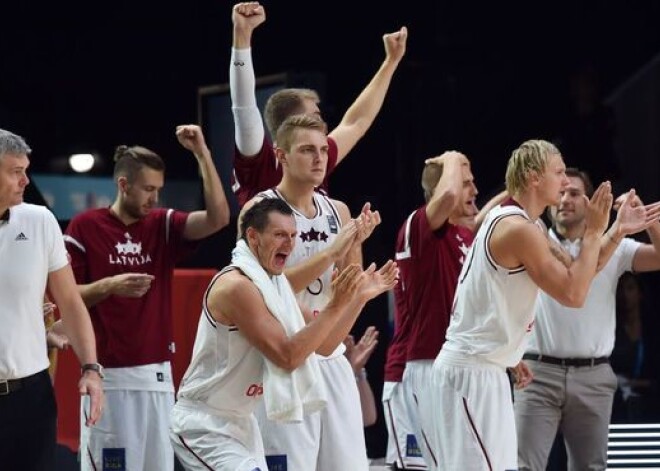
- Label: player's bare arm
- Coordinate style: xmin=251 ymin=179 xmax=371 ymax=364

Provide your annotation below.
xmin=474 ymin=190 xmax=509 ymax=231
xmin=48 ymin=265 xmax=104 ymax=426
xmin=77 ymin=273 xmax=155 ymax=307
xmin=424 ymin=152 xmax=469 ymax=231
xmin=329 ymin=26 xmax=408 ymax=163
xmin=610 ymin=190 xmax=660 ymax=272
xmin=177 ymin=125 xmax=230 ymax=240
xmin=210 ymin=265 xmax=364 ymax=371
xmin=317 ymin=260 xmax=398 ymax=354
xmin=283 ymin=200 xmax=359 ymax=292
xmin=336 ymin=200 xmax=382 ymax=270
xmin=547 ymin=237 xmax=572 ymax=269
xmin=493 ymin=182 xmax=611 ymax=307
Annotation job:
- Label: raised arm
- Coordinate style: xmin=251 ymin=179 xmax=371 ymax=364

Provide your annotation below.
xmin=424 ymin=152 xmax=469 ymax=231
xmin=231 ymin=2 xmax=267 ymax=157
xmin=176 ymin=125 xmax=230 ymax=240
xmin=329 ymin=27 xmax=408 ymax=163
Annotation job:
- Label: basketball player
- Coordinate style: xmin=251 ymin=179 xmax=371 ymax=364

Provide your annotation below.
xmin=230 ymin=2 xmax=407 ymax=206
xmin=170 ymin=198 xmax=398 ymax=470
xmin=65 ymin=125 xmax=230 ymax=471
xmin=239 ymin=114 xmax=381 ymax=470
xmin=426 ymin=140 xmax=613 ymax=470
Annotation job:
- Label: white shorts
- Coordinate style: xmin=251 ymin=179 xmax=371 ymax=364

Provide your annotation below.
xmin=428 ymin=351 xmax=517 ymax=471
xmin=170 ymin=401 xmax=267 ymax=471
xmin=256 ymin=354 xmax=369 ymax=470
xmin=382 ymin=381 xmax=427 ymax=469
xmin=80 ymin=388 xmax=174 ymax=471
xmin=402 ymin=360 xmax=434 ymax=468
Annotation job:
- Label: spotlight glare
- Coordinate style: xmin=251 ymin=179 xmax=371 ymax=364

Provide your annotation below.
xmin=69 ymin=153 xmax=95 ymax=173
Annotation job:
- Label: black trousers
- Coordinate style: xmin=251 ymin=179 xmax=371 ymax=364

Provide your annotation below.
xmin=0 ymin=369 xmax=57 ymax=471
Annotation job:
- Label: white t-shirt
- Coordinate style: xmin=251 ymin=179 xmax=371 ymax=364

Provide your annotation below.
xmin=527 ymin=229 xmax=640 ymax=358
xmin=0 ymin=203 xmax=69 ymax=379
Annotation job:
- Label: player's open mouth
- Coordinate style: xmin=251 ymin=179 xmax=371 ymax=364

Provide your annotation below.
xmin=275 ymin=253 xmax=288 ymax=264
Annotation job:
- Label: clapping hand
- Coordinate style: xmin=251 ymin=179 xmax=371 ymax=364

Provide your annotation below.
xmin=612 ymin=189 xmax=660 ymax=237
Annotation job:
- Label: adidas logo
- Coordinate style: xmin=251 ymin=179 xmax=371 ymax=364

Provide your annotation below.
xmin=15 ymin=232 xmax=28 ymax=241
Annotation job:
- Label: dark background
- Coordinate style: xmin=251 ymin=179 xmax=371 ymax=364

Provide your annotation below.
xmin=3 ymin=0 xmax=660 ymax=459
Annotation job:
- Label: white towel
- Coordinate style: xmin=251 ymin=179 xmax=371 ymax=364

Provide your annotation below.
xmin=231 ymin=239 xmax=327 ymax=422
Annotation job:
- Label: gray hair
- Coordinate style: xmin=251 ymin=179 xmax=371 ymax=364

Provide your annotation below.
xmin=0 ymin=129 xmax=32 ymax=158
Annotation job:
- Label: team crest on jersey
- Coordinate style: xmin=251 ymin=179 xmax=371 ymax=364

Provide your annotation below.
xmin=109 ymin=233 xmax=152 ymax=266
xmin=327 ymin=214 xmax=338 ymax=234
xmin=102 ymin=448 xmax=126 ymax=471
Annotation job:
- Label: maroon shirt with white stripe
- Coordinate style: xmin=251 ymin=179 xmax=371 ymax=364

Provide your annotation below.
xmin=403 ymin=206 xmax=474 ymax=362
xmin=383 ymin=212 xmax=415 ymax=382
xmin=64 ymin=208 xmax=195 ymax=367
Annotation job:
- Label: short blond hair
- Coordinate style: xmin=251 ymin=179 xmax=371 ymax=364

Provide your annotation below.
xmin=505 ymin=139 xmax=560 ymax=194
xmin=275 ymin=114 xmax=327 ymax=152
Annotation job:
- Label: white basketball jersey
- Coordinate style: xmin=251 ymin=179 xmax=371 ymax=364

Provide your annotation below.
xmin=259 ymin=189 xmax=345 ymax=358
xmin=177 ymin=268 xmax=265 ymax=416
xmin=259 ymin=189 xmax=342 ymax=311
xmin=442 ymin=204 xmax=539 ymax=368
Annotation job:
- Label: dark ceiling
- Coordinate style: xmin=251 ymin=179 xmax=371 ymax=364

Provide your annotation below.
xmin=1 ymin=1 xmax=659 ymax=199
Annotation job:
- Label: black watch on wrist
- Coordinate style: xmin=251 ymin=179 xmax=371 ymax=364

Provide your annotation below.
xmin=81 ymin=363 xmax=105 ymax=379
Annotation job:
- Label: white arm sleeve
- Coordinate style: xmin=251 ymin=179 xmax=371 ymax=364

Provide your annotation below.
xmin=230 ymin=47 xmax=265 ymax=157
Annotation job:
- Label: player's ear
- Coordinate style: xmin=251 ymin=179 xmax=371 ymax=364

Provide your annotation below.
xmin=117 ymin=176 xmax=129 ymax=194
xmin=275 ymin=147 xmax=288 ymax=166
xmin=245 ymin=226 xmax=259 ymax=246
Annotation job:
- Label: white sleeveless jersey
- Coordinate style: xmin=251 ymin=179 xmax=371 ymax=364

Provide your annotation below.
xmin=259 ymin=189 xmax=342 ymax=311
xmin=442 ymin=204 xmax=539 ymax=368
xmin=259 ymin=189 xmax=345 ymax=358
xmin=176 ymin=268 xmax=265 ymax=416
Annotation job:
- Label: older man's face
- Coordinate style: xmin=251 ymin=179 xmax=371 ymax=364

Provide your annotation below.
xmin=0 ymin=153 xmax=30 ymax=210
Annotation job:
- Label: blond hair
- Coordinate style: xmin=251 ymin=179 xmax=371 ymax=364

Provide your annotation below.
xmin=275 ymin=114 xmax=328 ymax=152
xmin=505 ymin=140 xmax=560 ymax=194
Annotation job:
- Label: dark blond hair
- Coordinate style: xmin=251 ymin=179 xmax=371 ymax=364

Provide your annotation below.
xmin=275 ymin=115 xmax=328 ymax=152
xmin=505 ymin=140 xmax=560 ymax=194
